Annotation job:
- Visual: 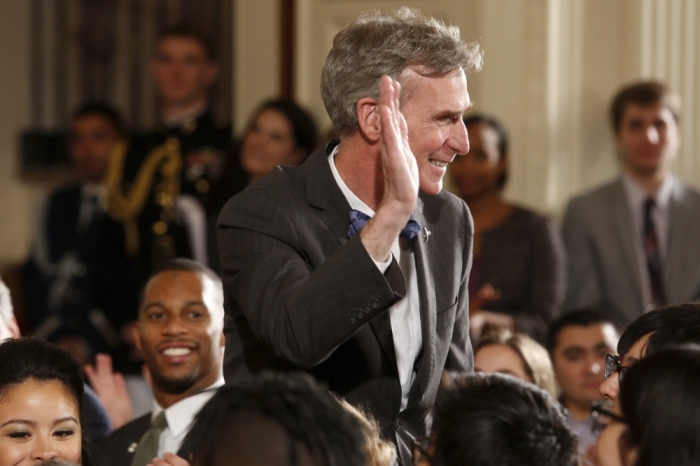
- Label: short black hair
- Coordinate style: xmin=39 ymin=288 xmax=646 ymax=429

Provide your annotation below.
xmin=645 ymin=304 xmax=700 ymax=356
xmin=0 ymin=338 xmax=96 ymax=466
xmin=185 ymin=372 xmax=367 ymax=466
xmin=71 ymin=102 xmax=125 ymax=138
xmin=619 ymin=345 xmax=700 ymax=466
xmin=432 ymin=373 xmax=578 ymax=466
xmin=157 ymin=23 xmax=216 ymax=61
xmin=617 ymin=304 xmax=700 ymax=357
xmin=462 ymin=113 xmax=509 ymax=188
xmin=546 ymin=309 xmax=617 ymax=354
xmin=138 ymin=258 xmax=223 ymax=312
xmin=250 ymin=98 xmax=319 ymax=158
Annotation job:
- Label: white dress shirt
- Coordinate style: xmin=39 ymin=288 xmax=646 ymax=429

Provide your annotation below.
xmin=328 ymin=148 xmax=422 ymax=410
xmin=152 ymin=376 xmax=225 ymax=456
xmin=621 ymin=173 xmax=674 ymax=312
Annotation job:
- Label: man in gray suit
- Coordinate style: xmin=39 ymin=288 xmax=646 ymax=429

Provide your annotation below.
xmin=563 ymin=81 xmax=700 ymax=328
xmin=217 ymin=8 xmax=482 ymax=464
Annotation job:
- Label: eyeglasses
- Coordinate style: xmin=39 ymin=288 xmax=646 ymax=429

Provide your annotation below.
xmin=412 ymin=436 xmax=434 ymax=465
xmin=604 ymin=354 xmax=629 ymax=382
xmin=590 ymin=400 xmax=627 ymax=437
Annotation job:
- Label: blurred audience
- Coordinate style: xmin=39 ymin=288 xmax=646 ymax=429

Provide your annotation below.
xmin=184 ymin=372 xmax=369 ymax=466
xmin=0 ymin=279 xmax=20 ymax=340
xmin=563 ymin=81 xmax=700 ymax=328
xmin=449 ymin=114 xmax=566 ymax=342
xmin=472 ymin=327 xmax=557 ymax=397
xmin=97 ymin=259 xmax=225 ymax=466
xmin=546 ymin=310 xmax=619 ymax=452
xmin=23 ymin=102 xmax=129 ymax=365
xmin=0 ymin=338 xmax=97 ymax=466
xmin=422 ymin=373 xmax=578 ymax=466
xmin=339 ymin=400 xmax=396 ymax=466
xmin=597 ymin=345 xmax=700 ymax=466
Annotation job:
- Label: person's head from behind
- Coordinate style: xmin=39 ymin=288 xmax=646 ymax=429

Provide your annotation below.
xmin=473 ymin=328 xmax=557 ymax=398
xmin=134 ymin=259 xmax=225 ymax=407
xmin=599 ymin=304 xmax=700 ymax=401
xmin=186 ymin=372 xmax=367 ymax=466
xmin=151 ymin=23 xmax=218 ymax=109
xmin=449 ymin=114 xmax=508 ymax=201
xmin=424 ymin=373 xmax=577 ymax=466
xmin=0 ymin=338 xmax=91 ymax=466
xmin=321 ymin=7 xmax=483 ymax=195
xmin=546 ymin=310 xmax=619 ymax=417
xmin=240 ymin=98 xmax=318 ymax=182
xmin=69 ymin=103 xmax=124 ymax=184
xmin=610 ymin=81 xmax=681 ymax=179
xmin=337 ymin=400 xmax=395 ymax=466
xmin=599 ymin=345 xmax=700 ymax=466
xmin=0 ymin=279 xmax=20 ymax=341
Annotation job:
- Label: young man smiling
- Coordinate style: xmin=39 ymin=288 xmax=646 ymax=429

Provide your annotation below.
xmin=98 ymin=259 xmax=225 ymax=466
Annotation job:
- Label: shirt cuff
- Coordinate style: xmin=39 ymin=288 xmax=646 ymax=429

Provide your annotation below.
xmin=372 ymin=253 xmax=393 ymax=274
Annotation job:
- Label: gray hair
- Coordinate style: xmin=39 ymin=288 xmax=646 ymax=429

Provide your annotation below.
xmin=0 ymin=279 xmax=12 ymax=326
xmin=321 ymin=7 xmax=483 ymax=136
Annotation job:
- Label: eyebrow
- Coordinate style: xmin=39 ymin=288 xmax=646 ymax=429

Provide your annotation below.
xmin=0 ymin=417 xmax=78 ymax=428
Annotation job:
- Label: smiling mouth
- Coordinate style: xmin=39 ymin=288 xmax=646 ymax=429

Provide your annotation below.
xmin=161 ymin=347 xmax=193 ymax=357
xmin=429 ymin=159 xmax=448 ymax=168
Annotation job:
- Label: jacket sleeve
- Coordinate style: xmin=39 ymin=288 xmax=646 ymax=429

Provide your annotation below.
xmin=217 ymin=186 xmax=406 ymax=369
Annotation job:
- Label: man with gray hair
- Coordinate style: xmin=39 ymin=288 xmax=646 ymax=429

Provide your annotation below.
xmin=218 ymin=7 xmax=482 ymax=463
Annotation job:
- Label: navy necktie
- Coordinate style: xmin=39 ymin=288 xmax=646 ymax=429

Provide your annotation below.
xmin=347 ymin=209 xmax=421 ymax=239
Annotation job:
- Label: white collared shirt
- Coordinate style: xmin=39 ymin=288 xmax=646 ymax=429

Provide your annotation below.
xmin=621 ymin=173 xmax=674 ymax=312
xmin=328 ymin=148 xmax=422 ymax=411
xmin=78 ymin=183 xmax=106 ymax=233
xmin=152 ymin=376 xmax=225 ymax=456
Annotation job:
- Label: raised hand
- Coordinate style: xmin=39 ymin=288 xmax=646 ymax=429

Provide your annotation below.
xmin=84 ymin=353 xmax=133 ymax=429
xmin=378 ymin=74 xmax=419 ymax=214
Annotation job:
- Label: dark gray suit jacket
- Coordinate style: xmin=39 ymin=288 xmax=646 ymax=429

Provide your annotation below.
xmin=217 ymin=142 xmax=473 ymax=464
xmin=96 ymin=412 xmax=197 ymax=465
xmin=563 ymin=177 xmax=700 ymax=327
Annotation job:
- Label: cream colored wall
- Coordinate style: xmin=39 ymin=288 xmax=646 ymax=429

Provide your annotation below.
xmin=0 ymin=1 xmax=45 ymax=266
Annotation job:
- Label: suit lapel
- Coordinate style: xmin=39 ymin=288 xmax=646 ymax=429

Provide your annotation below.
xmin=304 ymin=142 xmax=399 ymax=374
xmin=665 ymin=180 xmax=688 ymax=301
xmin=610 ymin=180 xmax=645 ymax=310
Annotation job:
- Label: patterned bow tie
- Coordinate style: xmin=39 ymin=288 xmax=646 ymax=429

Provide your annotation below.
xmin=347 ymin=209 xmax=422 ymax=239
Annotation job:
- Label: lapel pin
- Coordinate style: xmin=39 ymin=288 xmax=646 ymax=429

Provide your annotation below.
xmin=128 ymin=442 xmax=138 ymax=453
xmin=422 ymin=228 xmax=431 ymax=243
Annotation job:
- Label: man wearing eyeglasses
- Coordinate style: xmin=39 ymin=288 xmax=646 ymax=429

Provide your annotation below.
xmin=546 ymin=310 xmax=619 ymax=453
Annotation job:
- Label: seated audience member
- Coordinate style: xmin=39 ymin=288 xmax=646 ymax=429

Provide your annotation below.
xmin=449 ymin=114 xmax=566 ymax=342
xmin=420 ymin=373 xmax=578 ymax=466
xmin=0 ymin=279 xmax=112 ymax=443
xmin=0 ymin=338 xmax=97 ymax=466
xmin=599 ymin=303 xmax=700 ymax=401
xmin=596 ymin=345 xmax=700 ymax=466
xmin=183 ymin=372 xmax=367 ymax=466
xmin=473 ymin=328 xmax=557 ymax=397
xmin=563 ymin=81 xmax=700 ymax=329
xmin=23 ymin=102 xmax=129 ymax=364
xmin=97 ymin=259 xmax=225 ymax=466
xmin=546 ymin=310 xmax=619 ymax=452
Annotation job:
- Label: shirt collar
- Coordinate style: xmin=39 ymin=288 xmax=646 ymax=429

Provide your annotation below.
xmin=622 ymin=173 xmax=675 ymax=212
xmin=152 ymin=376 xmax=225 ymax=437
xmin=328 ymin=145 xmax=376 ymax=217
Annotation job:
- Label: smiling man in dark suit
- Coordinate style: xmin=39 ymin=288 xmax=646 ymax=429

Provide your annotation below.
xmin=218 ymin=7 xmax=482 ymax=464
xmin=97 ymin=259 xmax=225 ymax=466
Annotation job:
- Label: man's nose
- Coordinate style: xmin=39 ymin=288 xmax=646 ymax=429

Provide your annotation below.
xmin=646 ymin=126 xmax=660 ymax=144
xmin=449 ymin=120 xmax=469 ymax=156
xmin=163 ymin=316 xmax=188 ymax=335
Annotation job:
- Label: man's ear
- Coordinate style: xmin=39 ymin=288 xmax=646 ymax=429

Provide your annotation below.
xmin=356 ymin=97 xmax=381 ymax=142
